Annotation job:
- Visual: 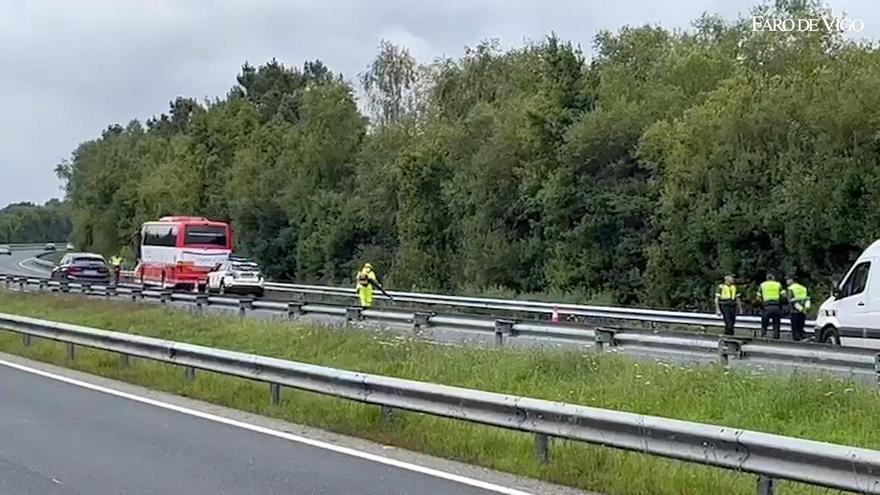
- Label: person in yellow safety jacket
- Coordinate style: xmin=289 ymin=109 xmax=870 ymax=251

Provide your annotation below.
xmin=109 ymin=255 xmax=123 ymax=284
xmin=785 ymin=276 xmax=811 ymax=342
xmin=714 ymin=274 xmax=743 ymax=336
xmin=757 ymin=273 xmax=783 ymax=339
xmin=355 ymin=263 xmax=382 ymax=308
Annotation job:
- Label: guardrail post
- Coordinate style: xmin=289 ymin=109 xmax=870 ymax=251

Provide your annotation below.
xmin=22 ymin=333 xmax=32 ymax=347
xmin=413 ymin=312 xmax=433 ymax=332
xmin=81 ymin=282 xmax=91 ymax=295
xmin=346 ymin=306 xmax=363 ymax=323
xmin=119 ymin=353 xmax=130 ymax=367
xmin=534 ymin=433 xmax=551 ymax=464
xmin=131 ymin=287 xmax=142 ymax=300
xmin=270 ymin=383 xmax=281 ymax=405
xmin=287 ymin=301 xmax=304 ymax=319
xmin=38 ymin=280 xmax=47 ymax=292
xmin=756 ymin=475 xmax=775 ymax=495
xmin=594 ymin=328 xmax=616 ymax=352
xmin=380 ymin=405 xmax=394 ymax=426
xmin=17 ymin=277 xmax=25 ymax=291
xmin=718 ymin=338 xmax=744 ymax=366
xmin=195 ymin=294 xmax=209 ymax=315
xmin=238 ymin=297 xmax=253 ymax=318
xmin=60 ymin=281 xmax=69 ymax=293
xmin=874 ymin=353 xmax=880 ymax=386
xmin=2 ymin=275 xmax=9 ymax=288
xmin=185 ymin=366 xmax=196 ymax=381
xmin=65 ymin=342 xmax=75 ymax=361
xmin=160 ymin=289 xmax=171 ymax=305
xmin=494 ymin=319 xmax=515 ymax=346
xmin=105 ymin=285 xmax=116 ymax=297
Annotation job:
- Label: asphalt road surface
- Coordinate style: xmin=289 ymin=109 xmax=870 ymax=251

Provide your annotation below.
xmin=0 ymin=246 xmax=53 ymax=278
xmin=0 ymin=360 xmax=535 ymax=495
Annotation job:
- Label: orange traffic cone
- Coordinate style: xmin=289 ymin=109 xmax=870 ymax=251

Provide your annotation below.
xmin=550 ymin=307 xmax=560 ymax=323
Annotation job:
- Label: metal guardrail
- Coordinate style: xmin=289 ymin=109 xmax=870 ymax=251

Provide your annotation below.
xmin=3 ymin=242 xmax=66 ymax=249
xmin=0 ymin=312 xmax=879 ymax=493
xmin=2 ymin=274 xmax=878 ymax=385
xmin=107 ymin=269 xmax=818 ymax=336
xmin=262 ymin=282 xmax=817 ymax=334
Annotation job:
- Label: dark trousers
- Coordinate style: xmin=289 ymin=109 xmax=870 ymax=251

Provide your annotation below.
xmin=761 ymin=303 xmax=782 ymax=339
xmin=790 ymin=312 xmax=806 ymax=341
xmin=720 ymin=304 xmax=736 ymax=335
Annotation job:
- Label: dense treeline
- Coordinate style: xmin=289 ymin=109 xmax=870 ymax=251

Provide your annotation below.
xmin=56 ymin=2 xmax=880 ymax=308
xmin=0 ymin=200 xmax=71 ymax=244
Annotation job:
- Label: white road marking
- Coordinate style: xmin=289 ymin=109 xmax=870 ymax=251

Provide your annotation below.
xmin=17 ymin=257 xmax=52 ymax=274
xmin=0 ymin=358 xmax=534 ymax=495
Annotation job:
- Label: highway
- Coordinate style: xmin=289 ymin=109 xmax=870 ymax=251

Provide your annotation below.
xmin=0 ymin=246 xmax=53 ymax=278
xmin=0 ymin=358 xmax=540 ymax=495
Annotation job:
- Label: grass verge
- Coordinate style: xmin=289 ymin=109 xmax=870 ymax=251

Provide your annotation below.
xmin=0 ymin=290 xmax=875 ymax=494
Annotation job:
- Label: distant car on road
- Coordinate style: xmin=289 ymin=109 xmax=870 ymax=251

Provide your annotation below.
xmin=44 ymin=242 xmax=56 ymax=251
xmin=207 ymin=258 xmax=264 ymax=296
xmin=0 ymin=245 xmax=10 ymax=255
xmin=50 ymin=253 xmax=111 ymax=284
xmin=65 ymin=242 xmax=75 ymax=250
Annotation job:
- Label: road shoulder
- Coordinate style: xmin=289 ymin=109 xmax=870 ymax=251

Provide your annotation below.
xmin=0 ymin=350 xmax=594 ymax=495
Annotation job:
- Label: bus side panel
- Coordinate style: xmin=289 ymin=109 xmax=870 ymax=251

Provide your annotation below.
xmin=138 ymin=245 xmax=178 ymax=286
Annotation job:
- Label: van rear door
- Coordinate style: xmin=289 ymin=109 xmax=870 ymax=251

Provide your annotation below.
xmin=866 ymin=257 xmax=880 ymax=334
xmin=835 ymin=260 xmax=874 ymax=338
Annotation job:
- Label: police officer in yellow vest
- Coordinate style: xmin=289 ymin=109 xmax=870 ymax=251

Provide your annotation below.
xmin=714 ymin=274 xmax=742 ymax=335
xmin=355 ymin=263 xmax=382 ymax=308
xmin=757 ymin=273 xmax=783 ymax=339
xmin=785 ymin=276 xmax=811 ymax=341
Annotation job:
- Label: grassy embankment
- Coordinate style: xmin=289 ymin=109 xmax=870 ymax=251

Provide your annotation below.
xmin=0 ymin=291 xmax=875 ymax=495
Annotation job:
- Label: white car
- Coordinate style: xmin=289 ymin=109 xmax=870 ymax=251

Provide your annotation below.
xmin=0 ymin=245 xmax=10 ymax=255
xmin=207 ymin=259 xmax=264 ymax=296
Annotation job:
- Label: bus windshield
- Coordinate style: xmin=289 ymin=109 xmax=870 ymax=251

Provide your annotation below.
xmin=184 ymin=225 xmax=227 ymax=247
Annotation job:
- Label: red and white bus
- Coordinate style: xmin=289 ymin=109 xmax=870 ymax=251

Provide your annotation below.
xmin=135 ymin=216 xmax=232 ymax=290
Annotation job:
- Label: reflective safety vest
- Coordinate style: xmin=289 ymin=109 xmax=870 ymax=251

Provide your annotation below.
xmin=759 ymin=280 xmax=782 ymax=303
xmin=110 ymin=256 xmax=122 ymax=266
xmin=788 ymin=283 xmax=811 ymax=313
xmin=356 ymin=267 xmax=377 ymax=288
xmin=715 ymin=283 xmax=738 ymax=303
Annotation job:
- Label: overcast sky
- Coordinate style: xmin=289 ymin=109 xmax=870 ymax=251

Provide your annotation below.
xmin=1 ymin=0 xmax=878 ymax=207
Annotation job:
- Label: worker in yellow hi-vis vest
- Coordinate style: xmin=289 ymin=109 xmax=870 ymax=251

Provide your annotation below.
xmin=714 ymin=274 xmax=743 ymax=336
xmin=109 ymin=255 xmax=123 ymax=285
xmin=757 ymin=273 xmax=783 ymax=339
xmin=355 ymin=263 xmax=392 ymax=308
xmin=785 ymin=276 xmax=811 ymax=342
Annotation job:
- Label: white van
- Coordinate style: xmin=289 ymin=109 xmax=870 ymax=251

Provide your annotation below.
xmin=815 ymin=239 xmax=880 ymax=345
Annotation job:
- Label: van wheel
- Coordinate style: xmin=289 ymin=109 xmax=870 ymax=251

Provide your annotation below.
xmin=820 ymin=326 xmax=841 ymax=346
xmin=219 ymin=282 xmax=226 ymax=295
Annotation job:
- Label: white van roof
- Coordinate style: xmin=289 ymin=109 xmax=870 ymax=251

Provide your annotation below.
xmin=861 ymin=239 xmax=880 ymax=259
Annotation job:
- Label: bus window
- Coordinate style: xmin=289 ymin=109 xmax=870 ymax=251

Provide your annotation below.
xmin=184 ymin=225 xmax=227 ymax=247
xmin=142 ymin=225 xmax=177 ymax=247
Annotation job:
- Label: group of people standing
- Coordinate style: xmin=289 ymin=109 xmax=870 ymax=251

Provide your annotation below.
xmin=714 ymin=273 xmax=812 ymax=340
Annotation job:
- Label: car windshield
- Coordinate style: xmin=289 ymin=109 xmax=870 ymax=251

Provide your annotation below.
xmin=231 ymin=262 xmax=260 ymax=272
